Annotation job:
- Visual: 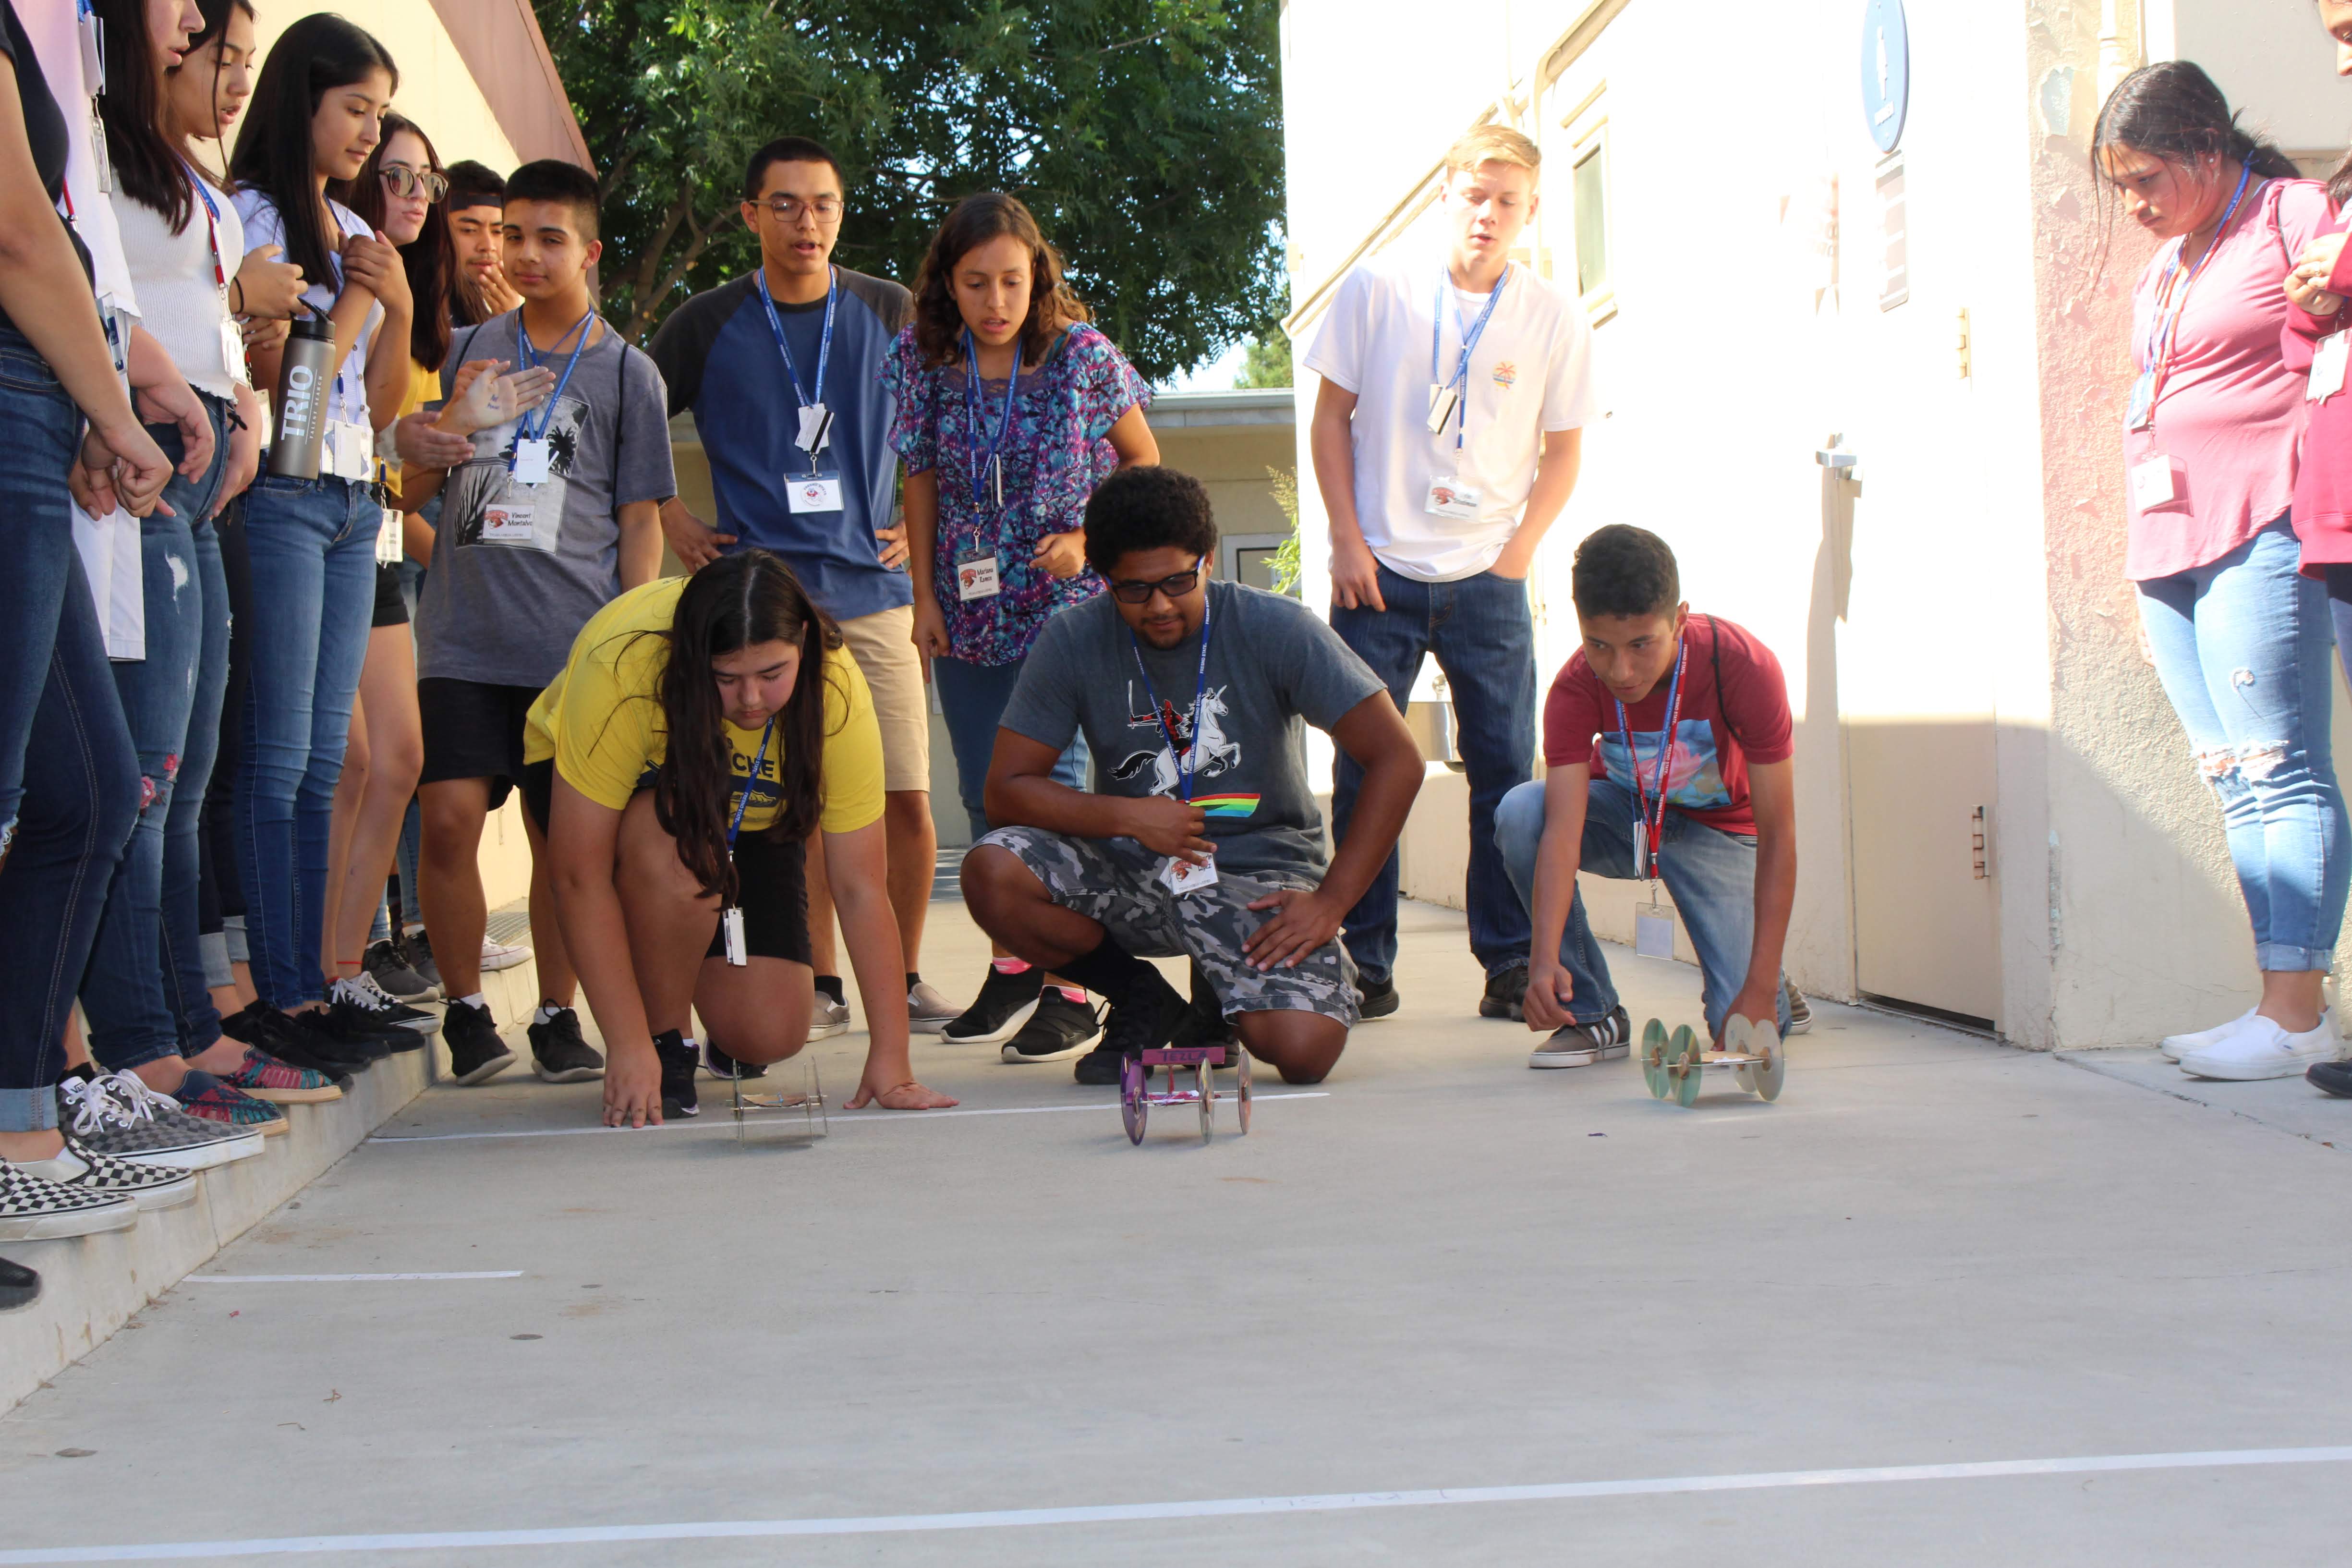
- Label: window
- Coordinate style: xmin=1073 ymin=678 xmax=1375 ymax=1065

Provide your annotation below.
xmin=1572 ymin=138 xmax=1609 ymax=301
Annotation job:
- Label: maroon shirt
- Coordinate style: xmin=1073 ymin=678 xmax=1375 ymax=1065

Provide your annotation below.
xmin=2288 ymin=204 xmax=2352 ymax=576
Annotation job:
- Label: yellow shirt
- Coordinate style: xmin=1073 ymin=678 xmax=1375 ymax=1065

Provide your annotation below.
xmin=523 ymin=577 xmax=885 ymax=837
xmin=385 ymin=359 xmax=443 ymax=510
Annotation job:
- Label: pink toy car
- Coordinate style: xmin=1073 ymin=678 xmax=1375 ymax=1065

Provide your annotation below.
xmin=1120 ymin=1044 xmax=1250 ymax=1144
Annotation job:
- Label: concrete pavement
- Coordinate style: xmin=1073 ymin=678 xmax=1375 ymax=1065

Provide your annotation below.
xmin=1 ymin=897 xmax=2348 ymax=1565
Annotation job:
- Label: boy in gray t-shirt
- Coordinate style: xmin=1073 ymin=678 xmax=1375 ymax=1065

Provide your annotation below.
xmin=396 ymin=161 xmax=671 ymax=1090
xmin=967 ymin=467 xmax=1424 ymax=1089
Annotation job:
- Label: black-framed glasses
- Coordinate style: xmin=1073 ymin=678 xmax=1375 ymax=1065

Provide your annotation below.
xmin=378 ymin=165 xmax=449 ymax=202
xmin=758 ymin=195 xmax=842 ymax=223
xmin=1109 ymin=557 xmax=1207 ymax=604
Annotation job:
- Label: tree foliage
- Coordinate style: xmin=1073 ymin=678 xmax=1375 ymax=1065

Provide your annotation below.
xmin=1233 ymin=330 xmax=1291 ymax=388
xmin=536 ymin=0 xmax=1285 ymax=381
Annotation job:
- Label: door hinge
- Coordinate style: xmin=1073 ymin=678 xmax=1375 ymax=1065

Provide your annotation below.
xmin=1971 ymin=805 xmax=1990 ymax=880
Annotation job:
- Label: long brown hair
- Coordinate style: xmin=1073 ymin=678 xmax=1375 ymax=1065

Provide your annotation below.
xmin=347 ymin=111 xmax=454 ymax=370
xmin=910 ymin=192 xmax=1088 ymax=369
xmin=2090 ymin=61 xmax=2303 ymax=281
xmin=652 ymin=552 xmax=843 ymax=904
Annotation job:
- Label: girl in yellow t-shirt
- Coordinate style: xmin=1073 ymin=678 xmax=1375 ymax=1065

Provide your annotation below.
xmin=524 ymin=552 xmax=958 ymax=1124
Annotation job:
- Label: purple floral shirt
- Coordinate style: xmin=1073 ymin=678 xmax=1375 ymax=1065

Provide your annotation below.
xmin=879 ymin=322 xmax=1150 ymax=666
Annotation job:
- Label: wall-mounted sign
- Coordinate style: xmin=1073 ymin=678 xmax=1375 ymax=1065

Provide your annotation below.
xmin=1861 ymin=0 xmax=1909 ymax=154
xmin=1876 ymin=153 xmax=1908 ymax=312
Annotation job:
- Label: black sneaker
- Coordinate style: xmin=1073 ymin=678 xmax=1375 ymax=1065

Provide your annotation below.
xmin=1003 ymin=989 xmax=1102 ymax=1064
xmin=0 ymin=1255 xmax=36 ymax=1313
xmin=366 ymin=936 xmax=440 ymax=1003
xmin=703 ymin=1039 xmax=767 ymax=1081
xmin=1783 ymin=980 xmax=1813 ymax=1035
xmin=1073 ymin=967 xmax=1190 ymax=1086
xmin=332 ymin=975 xmax=437 ymax=1036
xmin=527 ymin=1007 xmax=605 ymax=1083
xmin=291 ymin=1007 xmax=396 ymax=1063
xmin=941 ymin=963 xmax=1044 ymax=1045
xmin=1479 ymin=964 xmax=1529 ymax=1021
xmin=654 ymin=1029 xmax=699 ymax=1118
xmin=224 ymin=1003 xmax=366 ymax=1079
xmin=1356 ymin=971 xmax=1399 ymax=1020
xmin=2308 ymin=1059 xmax=2352 ymax=1097
xmin=325 ymin=992 xmax=425 ymax=1050
xmin=407 ymin=928 xmax=444 ymax=992
xmin=442 ymin=1000 xmax=516 ymax=1086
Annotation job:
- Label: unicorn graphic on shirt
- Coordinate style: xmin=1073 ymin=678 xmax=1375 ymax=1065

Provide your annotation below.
xmin=1113 ymin=683 xmax=1241 ymax=798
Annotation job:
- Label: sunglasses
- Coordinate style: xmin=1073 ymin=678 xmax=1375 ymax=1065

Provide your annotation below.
xmin=1109 ymin=557 xmax=1207 ymax=605
xmin=377 ymin=165 xmax=449 ymax=202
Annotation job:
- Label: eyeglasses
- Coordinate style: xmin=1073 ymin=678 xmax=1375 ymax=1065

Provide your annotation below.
xmin=1109 ymin=558 xmax=1208 ymax=604
xmin=758 ymin=195 xmax=842 ymax=224
xmin=377 ymin=165 xmax=448 ymax=202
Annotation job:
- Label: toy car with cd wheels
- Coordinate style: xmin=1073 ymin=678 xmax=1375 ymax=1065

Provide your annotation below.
xmin=728 ymin=1057 xmax=828 ymax=1145
xmin=1120 ymin=1043 xmax=1250 ymax=1144
xmin=1640 ymin=1014 xmax=1784 ymax=1107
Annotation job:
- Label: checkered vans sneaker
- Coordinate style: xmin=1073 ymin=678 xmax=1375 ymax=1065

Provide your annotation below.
xmin=0 ymin=1161 xmax=138 ymax=1241
xmin=58 ymin=1073 xmax=262 ymax=1171
xmin=219 ymin=1048 xmax=343 ymax=1105
xmin=16 ymin=1138 xmax=197 ymax=1212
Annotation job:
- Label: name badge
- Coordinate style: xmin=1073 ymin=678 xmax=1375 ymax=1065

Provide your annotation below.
xmin=1160 ymin=855 xmax=1220 ymax=895
xmin=218 ymin=314 xmax=249 ymax=387
xmin=1634 ymin=899 xmax=1676 ymax=960
xmin=795 ymin=403 xmax=834 ymax=455
xmin=1424 ymin=476 xmax=1481 ymax=519
xmin=2315 ymin=332 xmax=2351 ymax=403
xmin=2124 ymin=369 xmax=2156 ymax=431
xmin=2129 ymin=452 xmax=2180 ymax=511
xmin=786 ymin=473 xmax=843 ymax=513
xmin=511 ymin=438 xmax=552 ymax=487
xmin=721 ymin=906 xmax=748 ymax=967
xmin=956 ymin=550 xmax=1001 ymax=601
xmin=330 ymin=420 xmax=374 ymax=482
xmin=374 ymin=511 xmax=403 ymax=566
xmin=481 ymin=499 xmax=535 ymax=544
xmin=1426 ymin=383 xmax=1460 ymax=435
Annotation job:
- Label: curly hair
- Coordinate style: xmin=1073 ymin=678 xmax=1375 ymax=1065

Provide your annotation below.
xmin=1082 ymin=466 xmax=1218 ymax=577
xmin=652 ymin=552 xmax=844 ymax=905
xmin=1569 ymin=525 xmax=1680 ymax=620
xmin=910 ymin=192 xmax=1088 ymax=369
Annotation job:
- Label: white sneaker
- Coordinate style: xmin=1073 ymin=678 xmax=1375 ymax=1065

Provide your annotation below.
xmin=2179 ymin=1010 xmax=2340 ymax=1081
xmin=2158 ymin=1008 xmax=2255 ymax=1061
xmin=809 ymin=998 xmax=850 ymax=1042
xmin=480 ymin=936 xmax=533 ymax=972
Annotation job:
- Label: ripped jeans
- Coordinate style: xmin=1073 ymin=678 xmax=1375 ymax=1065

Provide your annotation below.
xmin=2138 ymin=518 xmax=2350 ymax=971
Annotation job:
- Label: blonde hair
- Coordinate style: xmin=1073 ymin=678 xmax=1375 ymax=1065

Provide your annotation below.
xmin=1443 ymin=125 xmax=1541 ymax=179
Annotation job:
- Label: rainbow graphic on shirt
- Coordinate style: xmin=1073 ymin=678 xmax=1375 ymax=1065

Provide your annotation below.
xmin=1193 ymin=793 xmax=1261 ymax=818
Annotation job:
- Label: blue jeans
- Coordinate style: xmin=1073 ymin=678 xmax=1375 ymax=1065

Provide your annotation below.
xmin=1495 ymin=777 xmax=1790 ymax=1041
xmin=234 ymin=473 xmax=379 ymax=1008
xmin=2139 ymin=520 xmax=2350 ymax=971
xmin=79 ymin=402 xmax=233 ymax=1068
xmin=1329 ymin=562 xmax=1537 ymax=980
xmin=933 ymin=653 xmax=1088 ymax=842
xmin=0 ymin=326 xmax=140 ymax=1130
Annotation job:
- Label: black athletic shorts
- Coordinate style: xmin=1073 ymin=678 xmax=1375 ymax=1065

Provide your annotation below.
xmin=371 ymin=561 xmax=408 ymax=627
xmin=520 ymin=759 xmax=811 ymax=968
xmin=419 ymin=678 xmax=542 ymax=808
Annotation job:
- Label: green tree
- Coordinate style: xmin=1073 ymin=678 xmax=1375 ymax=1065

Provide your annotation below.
xmin=1233 ymin=330 xmax=1291 ymax=388
xmin=537 ymin=0 xmax=1285 ymax=379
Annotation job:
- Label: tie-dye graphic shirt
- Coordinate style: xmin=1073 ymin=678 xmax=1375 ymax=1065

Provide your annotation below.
xmin=1542 ymin=615 xmax=1793 ymax=836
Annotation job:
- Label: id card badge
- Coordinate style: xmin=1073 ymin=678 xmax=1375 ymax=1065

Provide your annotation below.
xmin=511 ymin=438 xmax=552 ymax=487
xmin=1634 ymin=899 xmax=1677 ymax=960
xmin=1160 ymin=855 xmax=1220 ymax=895
xmin=481 ymin=498 xmax=536 ymax=544
xmin=795 ymin=403 xmax=834 ymax=455
xmin=786 ymin=473 xmax=843 ymax=513
xmin=218 ymin=315 xmax=250 ymax=387
xmin=2129 ymin=452 xmax=2179 ymax=511
xmin=2314 ymin=332 xmax=2351 ymax=403
xmin=79 ymin=10 xmax=104 ymax=93
xmin=1424 ymin=477 xmax=1481 ymax=519
xmin=1426 ymin=383 xmax=1460 ymax=435
xmin=374 ymin=511 xmax=403 ymax=566
xmin=331 ymin=421 xmax=374 ymax=481
xmin=2124 ymin=369 xmax=2156 ymax=431
xmin=721 ymin=906 xmax=748 ymax=967
xmin=956 ymin=549 xmax=1001 ymax=601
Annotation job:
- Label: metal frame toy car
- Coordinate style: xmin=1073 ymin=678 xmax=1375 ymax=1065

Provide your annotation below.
xmin=1120 ymin=1043 xmax=1250 ymax=1144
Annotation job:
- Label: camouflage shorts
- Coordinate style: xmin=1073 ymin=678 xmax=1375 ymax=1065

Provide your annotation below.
xmin=976 ymin=827 xmax=1359 ymax=1027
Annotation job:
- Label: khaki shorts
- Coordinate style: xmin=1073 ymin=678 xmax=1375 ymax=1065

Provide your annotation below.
xmin=835 ymin=604 xmax=931 ymax=794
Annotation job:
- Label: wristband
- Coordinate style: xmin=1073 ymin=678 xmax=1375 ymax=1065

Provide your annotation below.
xmin=228 ymin=276 xmax=244 ymax=315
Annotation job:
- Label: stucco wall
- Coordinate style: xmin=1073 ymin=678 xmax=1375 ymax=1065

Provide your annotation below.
xmin=249 ymin=7 xmax=520 ymax=174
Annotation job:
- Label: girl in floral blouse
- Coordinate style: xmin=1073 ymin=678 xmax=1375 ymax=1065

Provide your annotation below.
xmin=881 ymin=192 xmax=1155 ymax=1057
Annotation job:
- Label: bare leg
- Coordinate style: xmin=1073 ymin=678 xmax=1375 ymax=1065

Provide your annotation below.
xmin=1233 ymin=1009 xmax=1347 ymax=1085
xmin=960 ymin=844 xmax=1107 ymax=965
xmin=609 ymin=790 xmax=720 ymax=1037
xmin=884 ymin=789 xmax=934 ymax=970
xmin=330 ymin=624 xmax=421 ymax=984
xmin=320 ymin=693 xmax=372 ymax=988
xmin=521 ymin=807 xmax=577 ymax=1008
xmin=805 ymin=827 xmax=838 ymax=976
xmin=418 ymin=778 xmax=491 ymax=1002
xmin=692 ymin=956 xmax=816 ymax=1066
xmin=2258 ymin=969 xmax=2326 ymax=1033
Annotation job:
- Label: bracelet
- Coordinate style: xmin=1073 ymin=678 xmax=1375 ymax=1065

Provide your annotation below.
xmin=228 ymin=276 xmax=244 ymax=315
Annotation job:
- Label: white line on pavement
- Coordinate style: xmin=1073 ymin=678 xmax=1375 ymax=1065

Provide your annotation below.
xmin=368 ymin=1093 xmax=1331 ymax=1142
xmin=3 ymin=1445 xmax=2347 ymax=1561
xmin=183 ymin=1272 xmax=525 ymax=1284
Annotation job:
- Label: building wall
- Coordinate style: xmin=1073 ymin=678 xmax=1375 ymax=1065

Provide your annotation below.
xmin=248 ymin=6 xmax=521 ymax=174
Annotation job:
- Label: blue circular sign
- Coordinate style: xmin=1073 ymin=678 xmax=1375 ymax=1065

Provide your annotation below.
xmin=1860 ymin=0 xmax=1909 ymax=153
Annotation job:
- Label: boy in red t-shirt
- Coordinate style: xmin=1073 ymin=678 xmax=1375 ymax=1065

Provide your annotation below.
xmin=1492 ymin=525 xmax=1799 ymax=1067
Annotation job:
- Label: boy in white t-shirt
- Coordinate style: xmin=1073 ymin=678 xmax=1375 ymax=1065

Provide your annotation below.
xmin=1303 ymin=125 xmax=1597 ymax=1024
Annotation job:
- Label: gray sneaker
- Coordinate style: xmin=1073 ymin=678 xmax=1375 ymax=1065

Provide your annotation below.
xmin=808 ymin=997 xmax=851 ymax=1042
xmin=1529 ymin=1006 xmax=1633 ymax=1069
xmin=907 ymin=981 xmax=961 ymax=1034
xmin=57 ymin=1073 xmax=264 ymax=1170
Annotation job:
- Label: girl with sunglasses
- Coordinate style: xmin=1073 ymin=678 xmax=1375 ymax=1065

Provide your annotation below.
xmin=881 ymin=192 xmax=1156 ymax=1057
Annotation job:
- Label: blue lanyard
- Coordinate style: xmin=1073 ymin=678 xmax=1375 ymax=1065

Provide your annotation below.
xmin=2137 ymin=163 xmax=2256 ymax=401
xmin=726 ymin=717 xmax=778 ymax=857
xmin=1127 ymin=574 xmax=1213 ymax=803
xmin=1613 ymin=637 xmax=1687 ymax=873
xmin=756 ymin=268 xmax=835 ymax=482
xmin=514 ymin=309 xmax=594 ymax=449
xmin=1431 ymin=263 xmax=1511 ymax=450
xmin=961 ymin=329 xmax=1022 ymax=514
